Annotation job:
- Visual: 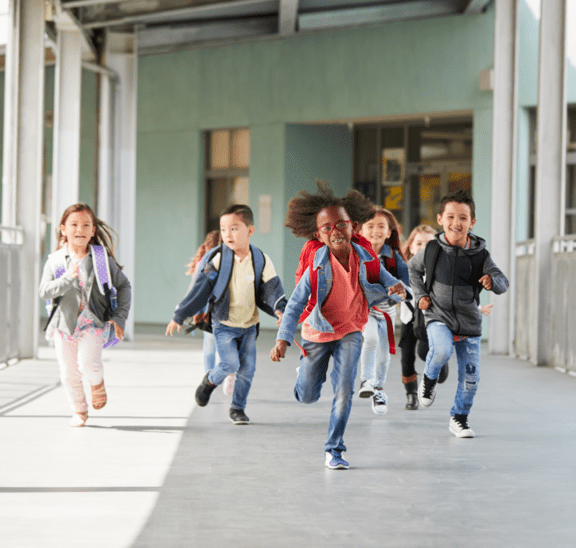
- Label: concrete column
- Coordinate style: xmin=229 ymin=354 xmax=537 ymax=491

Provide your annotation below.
xmin=533 ymin=0 xmax=567 ymax=366
xmin=51 ymin=27 xmax=82 ymax=250
xmin=489 ymin=0 xmax=518 ymax=355
xmin=107 ymin=33 xmax=137 ymax=341
xmin=1 ymin=0 xmax=45 ymax=358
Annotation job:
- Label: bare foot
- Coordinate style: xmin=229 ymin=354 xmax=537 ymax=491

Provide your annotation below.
xmin=70 ymin=412 xmax=88 ymax=427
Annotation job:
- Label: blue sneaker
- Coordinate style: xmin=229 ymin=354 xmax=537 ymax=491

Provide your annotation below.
xmin=325 ymin=450 xmax=349 ymax=470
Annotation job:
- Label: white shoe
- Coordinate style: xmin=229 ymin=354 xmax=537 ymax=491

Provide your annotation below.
xmin=418 ymin=374 xmax=437 ymax=407
xmin=449 ymin=415 xmax=475 ymax=438
xmin=372 ymin=391 xmax=388 ymax=415
xmin=359 ymin=380 xmax=375 ymax=398
xmin=223 ymin=374 xmax=236 ymax=395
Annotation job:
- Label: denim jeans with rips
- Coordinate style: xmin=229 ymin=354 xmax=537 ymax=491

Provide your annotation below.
xmin=294 ymin=331 xmax=362 ymax=453
xmin=424 ymin=322 xmax=481 ymax=416
xmin=210 ymin=323 xmax=258 ymax=411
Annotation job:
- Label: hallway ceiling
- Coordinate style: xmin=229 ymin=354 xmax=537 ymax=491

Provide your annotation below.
xmin=59 ymin=0 xmax=493 ymax=56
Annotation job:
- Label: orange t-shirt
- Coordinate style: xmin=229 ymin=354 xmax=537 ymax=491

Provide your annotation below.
xmin=302 ymin=249 xmax=369 ymax=343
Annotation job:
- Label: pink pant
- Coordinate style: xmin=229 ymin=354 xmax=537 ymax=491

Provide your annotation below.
xmin=54 ymin=331 xmax=105 ymax=414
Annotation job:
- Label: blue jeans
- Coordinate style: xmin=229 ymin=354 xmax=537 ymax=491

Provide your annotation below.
xmin=210 ymin=323 xmax=258 ymax=411
xmin=202 ymin=332 xmax=218 ymax=372
xmin=360 ymin=312 xmax=395 ymax=388
xmin=295 ymin=331 xmax=362 ymax=453
xmin=424 ymin=322 xmax=481 ymax=416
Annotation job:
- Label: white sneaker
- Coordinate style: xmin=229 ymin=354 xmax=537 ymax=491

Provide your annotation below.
xmin=358 ymin=380 xmax=375 ymax=398
xmin=372 ymin=390 xmax=388 ymax=415
xmin=449 ymin=415 xmax=475 ymax=438
xmin=223 ymin=374 xmax=236 ymax=395
xmin=418 ymin=374 xmax=437 ymax=407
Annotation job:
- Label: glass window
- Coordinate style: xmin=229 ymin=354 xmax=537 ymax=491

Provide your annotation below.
xmin=205 ymin=129 xmax=250 ymax=232
xmin=566 ymin=165 xmax=576 ymax=235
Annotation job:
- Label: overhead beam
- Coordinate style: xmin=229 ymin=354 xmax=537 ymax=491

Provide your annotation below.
xmin=279 ymin=0 xmax=298 ymax=35
xmin=299 ymin=0 xmax=461 ymax=31
xmin=464 ymin=0 xmax=493 ymax=15
xmin=78 ymin=0 xmax=277 ymax=29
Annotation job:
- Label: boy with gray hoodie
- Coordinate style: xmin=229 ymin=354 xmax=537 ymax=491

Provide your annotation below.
xmin=408 ymin=190 xmax=508 ymax=438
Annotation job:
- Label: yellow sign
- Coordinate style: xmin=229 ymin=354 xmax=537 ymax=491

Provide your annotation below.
xmin=385 ymin=185 xmax=403 ymax=210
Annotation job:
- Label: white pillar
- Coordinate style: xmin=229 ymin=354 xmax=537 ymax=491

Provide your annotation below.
xmin=1 ymin=0 xmax=45 ymax=358
xmin=107 ymin=32 xmax=137 ymax=341
xmin=489 ymin=0 xmax=518 ymax=355
xmin=51 ymin=27 xmax=82 ymax=250
xmin=533 ymin=0 xmax=567 ymax=366
xmin=97 ymin=62 xmax=114 ymax=226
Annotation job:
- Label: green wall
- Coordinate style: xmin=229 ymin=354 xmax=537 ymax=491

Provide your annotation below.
xmin=136 ymin=9 xmax=496 ymax=325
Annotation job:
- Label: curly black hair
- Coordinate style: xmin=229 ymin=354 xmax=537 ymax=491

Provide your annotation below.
xmin=285 ymin=180 xmax=375 ymax=239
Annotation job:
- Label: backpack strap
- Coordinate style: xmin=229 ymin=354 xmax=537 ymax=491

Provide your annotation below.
xmin=250 ymin=244 xmax=266 ymax=293
xmin=90 ymin=245 xmax=112 ymax=295
xmin=424 ymin=239 xmax=441 ymax=294
xmin=384 ymin=251 xmax=397 ymax=278
xmin=211 ymin=244 xmax=234 ymax=305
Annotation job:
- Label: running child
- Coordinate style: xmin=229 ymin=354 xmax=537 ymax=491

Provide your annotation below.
xmin=357 ymin=207 xmax=409 ymax=415
xmin=166 ymin=204 xmax=286 ymax=425
xmin=270 ymin=182 xmax=408 ymax=470
xmin=408 ymin=190 xmax=508 ymax=437
xmin=39 ymin=203 xmax=131 ymax=427
xmin=185 ymin=230 xmax=234 ymax=395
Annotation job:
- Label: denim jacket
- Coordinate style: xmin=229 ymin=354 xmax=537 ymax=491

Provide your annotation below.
xmin=378 ymin=244 xmax=409 ymax=306
xmin=172 ymin=245 xmax=286 ymax=325
xmin=277 ymin=242 xmax=410 ymax=346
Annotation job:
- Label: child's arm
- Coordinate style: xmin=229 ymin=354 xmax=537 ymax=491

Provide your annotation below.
xmin=109 ymin=258 xmax=132 ymax=331
xmin=258 ymin=254 xmax=288 ymax=318
xmin=166 ymin=254 xmax=218 ymax=335
xmin=407 ymin=249 xmax=428 ymax=309
xmin=480 ymin=253 xmax=509 ymax=295
xmin=270 ymin=270 xmax=312 ymax=361
xmin=38 ymin=259 xmax=76 ymax=301
xmin=378 ymin=264 xmax=408 ymax=302
xmin=394 ymin=251 xmax=410 ymax=286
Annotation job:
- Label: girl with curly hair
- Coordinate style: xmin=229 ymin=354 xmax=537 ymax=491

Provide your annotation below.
xmin=271 ymin=181 xmax=408 ymax=470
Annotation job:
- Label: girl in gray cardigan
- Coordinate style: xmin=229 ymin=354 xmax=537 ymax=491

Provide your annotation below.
xmin=39 ymin=204 xmax=131 ymax=427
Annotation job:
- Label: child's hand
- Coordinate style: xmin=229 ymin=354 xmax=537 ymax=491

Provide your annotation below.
xmin=275 ymin=310 xmax=283 ymax=327
xmin=270 ymin=340 xmax=288 ymax=362
xmin=193 ymin=312 xmax=209 ymax=325
xmin=480 ymin=303 xmax=494 ymax=316
xmin=479 ymin=274 xmax=492 ymax=290
xmin=110 ymin=321 xmax=125 ymax=341
xmin=66 ymin=265 xmax=79 ymax=279
xmin=419 ymin=296 xmax=431 ymax=310
xmin=165 ymin=320 xmax=182 ymax=336
xmin=388 ymin=282 xmax=406 ymax=300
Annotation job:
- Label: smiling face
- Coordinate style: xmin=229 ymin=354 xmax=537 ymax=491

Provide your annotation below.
xmin=437 ymin=201 xmax=476 ymax=248
xmin=360 ymin=213 xmax=391 ymax=254
xmin=314 ymin=206 xmax=357 ymax=260
xmin=410 ymin=231 xmax=435 ymax=256
xmin=60 ymin=210 xmax=96 ymax=252
xmin=220 ymin=212 xmax=255 ymax=259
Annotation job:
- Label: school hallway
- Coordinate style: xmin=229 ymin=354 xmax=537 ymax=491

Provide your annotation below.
xmin=1 ymin=326 xmax=575 ymax=548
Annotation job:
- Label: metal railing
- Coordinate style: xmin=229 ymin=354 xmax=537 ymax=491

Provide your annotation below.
xmin=0 ymin=226 xmax=24 ymax=366
xmin=550 ymin=235 xmax=576 ymax=373
xmin=515 ymin=236 xmax=576 ymax=373
xmin=514 ymin=240 xmax=536 ymax=361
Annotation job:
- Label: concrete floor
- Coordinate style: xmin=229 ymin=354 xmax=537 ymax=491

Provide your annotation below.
xmin=1 ymin=326 xmax=575 ymax=548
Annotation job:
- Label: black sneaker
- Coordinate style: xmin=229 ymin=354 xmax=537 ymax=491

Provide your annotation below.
xmin=229 ymin=408 xmax=249 ymax=425
xmin=195 ymin=371 xmax=217 ymax=407
xmin=438 ymin=363 xmax=449 ymax=384
xmin=418 ymin=373 xmax=438 ymax=407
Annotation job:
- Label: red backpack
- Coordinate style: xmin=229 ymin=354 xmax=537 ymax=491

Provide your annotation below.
xmin=294 ymin=233 xmax=396 ymax=355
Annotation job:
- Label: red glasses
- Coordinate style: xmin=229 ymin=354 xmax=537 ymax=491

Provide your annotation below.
xmin=317 ymin=220 xmax=351 ymax=235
